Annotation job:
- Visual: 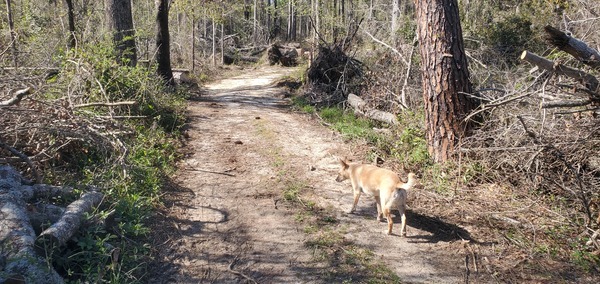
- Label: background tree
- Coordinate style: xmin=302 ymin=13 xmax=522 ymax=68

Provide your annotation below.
xmin=5 ymin=0 xmax=17 ymax=67
xmin=60 ymin=0 xmax=76 ymax=49
xmin=415 ymin=0 xmax=475 ymax=163
xmin=105 ymin=0 xmax=137 ymax=66
xmin=155 ymin=0 xmax=174 ymax=84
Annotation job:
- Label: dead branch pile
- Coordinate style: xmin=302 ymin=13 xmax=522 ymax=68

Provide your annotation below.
xmin=359 ymin=43 xmax=421 ymax=113
xmin=459 ymin=25 xmax=600 ymax=262
xmin=0 ymin=69 xmax=140 ymax=182
xmin=303 ymin=44 xmax=364 ymax=106
xmin=223 ymin=46 xmax=264 ymax=65
xmin=1 ymin=165 xmax=103 ymax=284
xmin=267 ymin=44 xmax=299 ymax=67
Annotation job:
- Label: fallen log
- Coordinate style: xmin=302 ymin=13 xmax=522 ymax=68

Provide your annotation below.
xmin=0 ymin=166 xmax=64 ymax=284
xmin=544 ymin=25 xmax=600 ymax=71
xmin=267 ymin=44 xmax=298 ymax=67
xmin=223 ymin=53 xmax=259 ymax=65
xmin=520 ymin=50 xmax=599 ymax=94
xmin=1 ymin=165 xmax=104 ymax=283
xmin=0 ymin=87 xmax=32 ymax=107
xmin=347 ymin=93 xmax=399 ymax=125
xmin=36 ymin=191 xmax=104 ymax=255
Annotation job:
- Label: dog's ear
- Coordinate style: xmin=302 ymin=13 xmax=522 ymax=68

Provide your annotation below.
xmin=339 ymin=157 xmax=349 ymax=168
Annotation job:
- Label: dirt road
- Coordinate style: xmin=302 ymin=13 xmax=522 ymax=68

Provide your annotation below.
xmin=150 ymin=66 xmax=470 ymax=283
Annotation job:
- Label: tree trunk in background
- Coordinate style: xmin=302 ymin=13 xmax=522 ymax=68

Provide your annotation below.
xmin=155 ymin=0 xmax=174 ymax=84
xmin=312 ymin=0 xmax=319 ymax=45
xmin=221 ymin=23 xmax=224 ymax=65
xmin=191 ymin=7 xmax=195 ymax=72
xmin=244 ymin=0 xmax=251 ymax=20
xmin=272 ymin=0 xmax=280 ymax=40
xmin=212 ymin=19 xmax=216 ymax=65
xmin=287 ymin=0 xmax=296 ymax=41
xmin=105 ymin=0 xmax=137 ymax=66
xmin=415 ymin=0 xmax=475 ymax=163
xmin=391 ymin=0 xmax=400 ymax=44
xmin=253 ymin=0 xmax=257 ymax=45
xmin=64 ymin=0 xmax=76 ymax=49
xmin=5 ymin=0 xmax=17 ymax=68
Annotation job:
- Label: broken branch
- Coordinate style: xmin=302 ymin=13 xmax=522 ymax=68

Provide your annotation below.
xmin=544 ymin=25 xmax=600 ymax=70
xmin=520 ymin=50 xmax=599 ymax=94
xmin=0 ymin=87 xmax=32 ymax=107
xmin=0 ymin=140 xmax=42 ymax=183
xmin=347 ymin=93 xmax=399 ymax=125
xmin=73 ymin=101 xmax=137 ymax=108
xmin=36 ymin=191 xmax=104 ymax=255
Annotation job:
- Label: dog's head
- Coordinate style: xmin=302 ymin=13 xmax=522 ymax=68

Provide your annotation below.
xmin=335 ymin=158 xmax=351 ymax=182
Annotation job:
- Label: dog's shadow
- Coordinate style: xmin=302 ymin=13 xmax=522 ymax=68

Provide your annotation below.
xmin=353 ymin=205 xmax=473 ymax=243
xmin=400 ymin=210 xmax=472 ymax=243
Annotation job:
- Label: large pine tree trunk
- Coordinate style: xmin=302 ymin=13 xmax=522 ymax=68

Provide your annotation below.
xmin=105 ymin=0 xmax=137 ymax=66
xmin=415 ymin=0 xmax=475 ymax=163
xmin=155 ymin=0 xmax=174 ymax=84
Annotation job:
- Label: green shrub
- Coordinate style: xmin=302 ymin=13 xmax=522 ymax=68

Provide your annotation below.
xmin=45 ymin=41 xmax=186 ymax=283
xmin=483 ymin=15 xmax=533 ymax=56
xmin=390 ymin=110 xmax=429 ymax=168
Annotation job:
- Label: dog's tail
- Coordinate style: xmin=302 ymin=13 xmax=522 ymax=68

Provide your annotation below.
xmin=396 ymin=172 xmax=417 ymax=190
xmin=386 ymin=173 xmax=417 ymax=210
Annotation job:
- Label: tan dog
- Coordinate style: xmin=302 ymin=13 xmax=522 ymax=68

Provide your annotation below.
xmin=335 ymin=158 xmax=417 ymax=236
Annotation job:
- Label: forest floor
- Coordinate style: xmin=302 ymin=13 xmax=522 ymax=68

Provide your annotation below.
xmin=146 ymin=65 xmax=490 ymax=283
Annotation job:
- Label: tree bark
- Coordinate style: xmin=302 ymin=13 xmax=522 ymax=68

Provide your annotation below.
xmin=5 ymin=0 xmax=18 ymax=68
xmin=415 ymin=0 xmax=475 ymax=163
xmin=155 ymin=0 xmax=174 ymax=84
xmin=64 ymin=0 xmax=76 ymax=49
xmin=105 ymin=0 xmax=137 ymax=66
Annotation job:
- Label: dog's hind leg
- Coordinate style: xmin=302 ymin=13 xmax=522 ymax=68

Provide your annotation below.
xmin=374 ymin=196 xmax=383 ymax=221
xmin=398 ymin=203 xmax=407 ymax=237
xmin=349 ymin=190 xmax=361 ymax=213
xmin=383 ymin=207 xmax=394 ymax=235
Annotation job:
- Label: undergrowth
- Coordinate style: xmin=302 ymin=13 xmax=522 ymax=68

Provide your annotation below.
xmin=40 ymin=41 xmax=187 ymax=283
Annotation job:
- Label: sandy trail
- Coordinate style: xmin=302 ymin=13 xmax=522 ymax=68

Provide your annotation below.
xmin=151 ymin=66 xmax=467 ymax=283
